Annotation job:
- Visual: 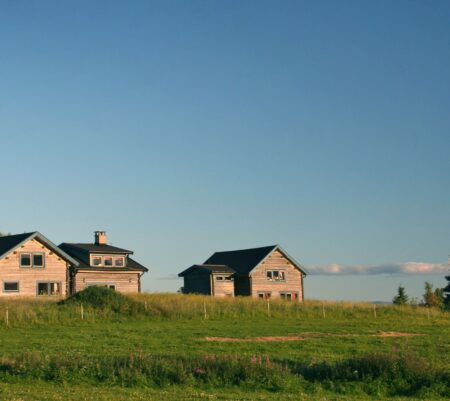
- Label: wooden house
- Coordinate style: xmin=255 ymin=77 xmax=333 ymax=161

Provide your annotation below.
xmin=0 ymin=230 xmax=148 ymax=297
xmin=179 ymin=245 xmax=306 ymax=300
xmin=59 ymin=231 xmax=148 ymax=294
xmin=0 ymin=232 xmax=79 ymax=297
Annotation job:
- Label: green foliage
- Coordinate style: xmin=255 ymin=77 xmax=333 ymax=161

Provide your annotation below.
xmin=422 ymin=282 xmax=444 ymax=309
xmin=59 ymin=286 xmax=145 ymax=315
xmin=0 ymin=352 xmax=447 ymax=397
xmin=443 ymin=275 xmax=450 ymax=310
xmin=393 ymin=286 xmax=408 ymax=305
xmin=0 ymin=294 xmax=448 ymax=400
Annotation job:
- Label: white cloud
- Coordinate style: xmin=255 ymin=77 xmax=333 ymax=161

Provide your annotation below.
xmin=306 ymin=262 xmax=449 ymax=275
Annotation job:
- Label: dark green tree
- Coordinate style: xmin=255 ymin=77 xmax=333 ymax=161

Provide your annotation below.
xmin=393 ymin=285 xmax=408 ymax=305
xmin=444 ymin=273 xmax=450 ymax=310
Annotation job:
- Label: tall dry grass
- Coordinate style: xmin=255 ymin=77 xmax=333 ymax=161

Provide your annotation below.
xmin=0 ymin=293 xmax=447 ymax=327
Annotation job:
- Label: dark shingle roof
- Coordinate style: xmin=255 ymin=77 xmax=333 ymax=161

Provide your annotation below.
xmin=59 ymin=243 xmax=148 ymax=272
xmin=0 ymin=232 xmax=35 ymax=257
xmin=60 ymin=243 xmax=133 ymax=254
xmin=204 ymin=245 xmax=278 ymax=275
xmin=178 ymin=264 xmax=235 ymax=277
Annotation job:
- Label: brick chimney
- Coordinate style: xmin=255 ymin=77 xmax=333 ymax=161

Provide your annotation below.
xmin=94 ymin=231 xmax=107 ymax=245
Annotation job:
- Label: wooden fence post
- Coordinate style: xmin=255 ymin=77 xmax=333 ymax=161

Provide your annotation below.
xmin=144 ymin=300 xmax=148 ymax=311
xmin=322 ymin=303 xmax=325 ymax=319
xmin=5 ymin=307 xmax=9 ymax=327
xmin=203 ymin=301 xmax=207 ymax=320
xmin=80 ymin=303 xmax=84 ymax=321
xmin=267 ymin=299 xmax=270 ymax=318
xmin=373 ymin=304 xmax=377 ymax=318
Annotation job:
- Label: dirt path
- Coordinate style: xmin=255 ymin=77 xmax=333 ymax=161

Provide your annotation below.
xmin=205 ymin=331 xmax=422 ymax=343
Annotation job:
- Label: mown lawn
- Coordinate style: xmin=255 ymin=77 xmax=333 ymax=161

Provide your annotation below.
xmin=0 ymin=293 xmax=448 ymax=400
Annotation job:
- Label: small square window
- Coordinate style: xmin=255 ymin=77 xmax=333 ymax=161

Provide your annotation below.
xmin=92 ymin=257 xmax=102 ymax=266
xmin=20 ymin=254 xmax=31 ymax=267
xmin=104 ymin=257 xmax=113 ymax=266
xmin=33 ymin=254 xmax=44 ymax=267
xmin=114 ymin=257 xmax=124 ymax=267
xmin=216 ymin=276 xmax=224 ymax=281
xmin=4 ymin=282 xmax=19 ymax=292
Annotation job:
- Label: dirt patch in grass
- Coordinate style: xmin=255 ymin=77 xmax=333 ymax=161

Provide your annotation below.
xmin=375 ymin=331 xmax=421 ymax=337
xmin=205 ymin=336 xmax=306 ymax=342
xmin=205 ymin=332 xmax=422 ymax=342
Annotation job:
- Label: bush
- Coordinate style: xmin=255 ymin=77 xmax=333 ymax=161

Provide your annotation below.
xmin=59 ymin=286 xmax=145 ymax=315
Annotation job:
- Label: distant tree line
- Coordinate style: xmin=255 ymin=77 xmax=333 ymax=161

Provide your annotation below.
xmin=393 ymin=276 xmax=450 ymax=310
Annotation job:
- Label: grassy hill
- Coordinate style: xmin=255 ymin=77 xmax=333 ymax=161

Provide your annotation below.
xmin=0 ymin=290 xmax=448 ymax=400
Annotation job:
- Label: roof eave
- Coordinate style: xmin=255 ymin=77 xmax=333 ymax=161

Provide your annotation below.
xmin=0 ymin=232 xmax=80 ymax=267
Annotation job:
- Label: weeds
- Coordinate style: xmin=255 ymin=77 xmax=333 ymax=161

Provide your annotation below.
xmin=0 ymin=352 xmax=447 ymax=397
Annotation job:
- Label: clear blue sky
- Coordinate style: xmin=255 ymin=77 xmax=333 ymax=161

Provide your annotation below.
xmin=1 ymin=1 xmax=449 ymax=301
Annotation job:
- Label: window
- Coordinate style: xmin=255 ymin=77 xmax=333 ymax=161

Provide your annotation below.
xmin=104 ymin=257 xmax=113 ymax=266
xmin=37 ymin=282 xmax=61 ymax=296
xmin=90 ymin=255 xmax=125 ymax=267
xmin=20 ymin=253 xmax=45 ymax=268
xmin=3 ymin=282 xmax=19 ymax=292
xmin=33 ymin=254 xmax=44 ymax=267
xmin=20 ymin=254 xmax=31 ymax=266
xmin=266 ymin=270 xmax=285 ymax=282
xmin=87 ymin=283 xmax=116 ymax=290
xmin=92 ymin=256 xmax=102 ymax=266
xmin=280 ymin=292 xmax=298 ymax=301
xmin=216 ymin=275 xmax=233 ymax=281
xmin=114 ymin=257 xmax=124 ymax=267
xmin=257 ymin=292 xmax=271 ymax=300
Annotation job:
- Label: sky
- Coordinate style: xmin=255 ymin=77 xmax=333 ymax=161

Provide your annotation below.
xmin=1 ymin=0 xmax=449 ymax=301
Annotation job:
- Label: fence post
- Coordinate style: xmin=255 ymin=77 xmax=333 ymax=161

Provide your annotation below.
xmin=80 ymin=303 xmax=84 ymax=321
xmin=373 ymin=304 xmax=377 ymax=318
xmin=322 ymin=303 xmax=325 ymax=319
xmin=144 ymin=300 xmax=148 ymax=311
xmin=267 ymin=299 xmax=270 ymax=318
xmin=427 ymin=306 xmax=430 ymax=321
xmin=5 ymin=307 xmax=9 ymax=327
xmin=203 ymin=301 xmax=207 ymax=320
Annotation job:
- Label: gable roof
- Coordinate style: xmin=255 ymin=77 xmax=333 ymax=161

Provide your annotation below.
xmin=178 ymin=264 xmax=235 ymax=277
xmin=59 ymin=243 xmax=148 ymax=272
xmin=204 ymin=244 xmax=307 ymax=276
xmin=204 ymin=245 xmax=278 ymax=275
xmin=0 ymin=232 xmax=79 ymax=266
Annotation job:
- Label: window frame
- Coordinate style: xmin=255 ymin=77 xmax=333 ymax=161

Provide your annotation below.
xmin=36 ymin=281 xmax=62 ymax=296
xmin=3 ymin=281 xmax=20 ymax=293
xmin=266 ymin=269 xmax=286 ymax=282
xmin=280 ymin=292 xmax=298 ymax=301
xmin=20 ymin=252 xmax=45 ymax=268
xmin=90 ymin=255 xmax=126 ymax=268
xmin=257 ymin=292 xmax=272 ymax=300
xmin=86 ymin=283 xmax=117 ymax=290
xmin=114 ymin=257 xmax=125 ymax=267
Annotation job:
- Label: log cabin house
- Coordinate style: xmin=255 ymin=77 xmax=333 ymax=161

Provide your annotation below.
xmin=0 ymin=232 xmax=79 ymax=297
xmin=0 ymin=231 xmax=148 ymax=297
xmin=179 ymin=245 xmax=307 ymax=301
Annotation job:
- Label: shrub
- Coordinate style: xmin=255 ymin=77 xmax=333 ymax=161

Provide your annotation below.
xmin=59 ymin=286 xmax=145 ymax=315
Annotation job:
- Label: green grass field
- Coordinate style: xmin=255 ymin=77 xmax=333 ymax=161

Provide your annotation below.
xmin=0 ymin=292 xmax=448 ymax=400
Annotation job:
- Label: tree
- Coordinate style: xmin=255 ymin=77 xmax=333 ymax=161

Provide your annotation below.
xmin=422 ymin=281 xmax=443 ymax=308
xmin=443 ymin=274 xmax=450 ymax=310
xmin=393 ymin=285 xmax=408 ymax=305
